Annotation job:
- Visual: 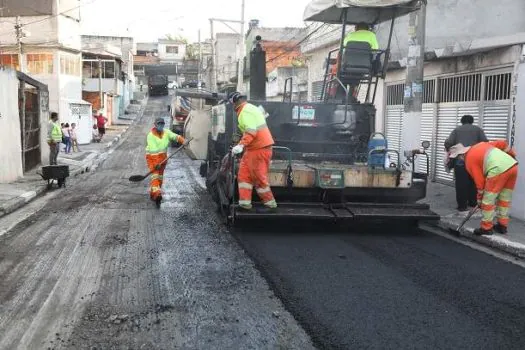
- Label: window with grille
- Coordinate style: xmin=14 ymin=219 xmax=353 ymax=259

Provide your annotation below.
xmin=484 ymin=73 xmax=511 ymax=101
xmin=0 ymin=54 xmax=20 ymax=70
xmin=386 ymin=80 xmax=435 ymax=105
xmin=438 ymin=73 xmax=482 ymax=103
xmin=27 ymin=53 xmax=54 ymax=74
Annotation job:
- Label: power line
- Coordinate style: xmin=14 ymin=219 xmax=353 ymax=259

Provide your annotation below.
xmin=265 ymin=23 xmax=327 ymax=64
xmin=0 ymin=0 xmax=99 ymax=37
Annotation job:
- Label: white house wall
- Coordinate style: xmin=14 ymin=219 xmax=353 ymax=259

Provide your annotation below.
xmin=0 ymin=16 xmax=58 ymax=48
xmin=376 ymin=0 xmax=525 ymax=62
xmin=511 ymin=58 xmax=525 ymax=221
xmin=83 ymin=79 xmax=117 ymax=93
xmin=0 ymin=69 xmax=23 ymax=183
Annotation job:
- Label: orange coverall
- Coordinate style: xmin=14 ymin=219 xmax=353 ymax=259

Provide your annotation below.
xmin=465 ymin=140 xmax=518 ymax=230
xmin=235 ymin=102 xmax=276 ymax=209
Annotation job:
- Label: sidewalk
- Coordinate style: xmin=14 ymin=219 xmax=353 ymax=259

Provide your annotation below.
xmin=0 ymin=105 xmax=144 ymax=220
xmin=423 ymin=181 xmax=525 ymax=258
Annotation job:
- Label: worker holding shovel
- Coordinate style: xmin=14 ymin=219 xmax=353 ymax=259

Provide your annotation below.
xmin=448 ymin=141 xmax=518 ymax=236
xmin=145 ymin=117 xmax=186 ymax=207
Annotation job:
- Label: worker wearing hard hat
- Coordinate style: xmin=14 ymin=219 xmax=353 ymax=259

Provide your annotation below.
xmin=229 ymin=91 xmax=277 ymax=210
xmin=448 ymin=140 xmax=518 ymax=236
xmin=145 ymin=117 xmax=186 ymax=206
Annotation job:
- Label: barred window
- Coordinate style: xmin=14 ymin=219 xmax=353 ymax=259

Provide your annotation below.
xmin=438 ymin=73 xmax=482 ymax=103
xmin=484 ymin=73 xmax=511 ymax=101
xmin=386 ymin=80 xmax=435 ymax=105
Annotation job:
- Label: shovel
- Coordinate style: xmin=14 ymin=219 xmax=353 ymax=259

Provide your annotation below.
xmin=449 ymin=205 xmax=479 ymax=236
xmin=128 ymin=138 xmax=193 ymax=182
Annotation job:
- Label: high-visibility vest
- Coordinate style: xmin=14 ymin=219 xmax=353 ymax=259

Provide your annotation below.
xmin=465 ymin=140 xmax=518 ymax=190
xmin=343 ymin=30 xmax=379 ymax=50
xmin=48 ymin=121 xmax=63 ymax=142
xmin=237 ymin=103 xmax=274 ymax=150
xmin=146 ymin=128 xmax=183 ymax=155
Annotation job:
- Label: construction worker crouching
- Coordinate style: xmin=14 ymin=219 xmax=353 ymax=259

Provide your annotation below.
xmin=448 ymin=140 xmax=518 ymax=235
xmin=145 ymin=117 xmax=185 ymax=205
xmin=229 ymin=91 xmax=277 ymax=211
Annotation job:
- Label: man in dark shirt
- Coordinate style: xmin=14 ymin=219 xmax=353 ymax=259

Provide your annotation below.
xmin=445 ymin=115 xmax=488 ymax=212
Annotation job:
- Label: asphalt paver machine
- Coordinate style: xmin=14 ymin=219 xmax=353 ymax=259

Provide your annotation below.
xmin=180 ymin=0 xmax=439 ymax=227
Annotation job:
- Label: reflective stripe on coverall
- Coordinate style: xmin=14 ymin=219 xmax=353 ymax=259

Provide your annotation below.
xmin=465 ymin=140 xmax=518 ymax=230
xmin=145 ymin=128 xmax=184 ymax=200
xmin=236 ymin=102 xmax=276 ymax=209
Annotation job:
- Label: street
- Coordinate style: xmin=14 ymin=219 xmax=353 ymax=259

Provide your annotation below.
xmin=1 ymin=97 xmax=525 ymax=350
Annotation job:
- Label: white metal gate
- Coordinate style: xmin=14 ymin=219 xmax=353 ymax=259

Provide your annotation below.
xmin=385 ymin=69 xmax=512 ymax=185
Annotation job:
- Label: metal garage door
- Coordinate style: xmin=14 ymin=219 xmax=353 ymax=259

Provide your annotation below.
xmin=434 ymin=104 xmax=480 ymax=183
xmin=385 ymin=105 xmax=403 ymax=163
xmin=417 ymin=104 xmax=435 ymax=174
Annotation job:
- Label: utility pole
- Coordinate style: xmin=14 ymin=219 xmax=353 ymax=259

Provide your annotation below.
xmin=209 ymin=19 xmax=217 ymax=91
xmin=236 ymin=0 xmax=245 ymax=92
xmin=15 ymin=16 xmax=25 ymax=72
xmin=198 ymin=29 xmax=202 ymax=88
xmin=401 ymin=0 xmax=426 ymax=166
xmin=98 ymin=58 xmax=103 ymax=110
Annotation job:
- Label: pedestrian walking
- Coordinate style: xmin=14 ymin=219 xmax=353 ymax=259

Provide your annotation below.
xmin=47 ymin=112 xmax=63 ymax=165
xmin=62 ymin=123 xmax=72 ymax=154
xmin=448 ymin=141 xmax=518 ymax=236
xmin=444 ymin=115 xmax=488 ymax=212
xmin=145 ymin=117 xmax=186 ymax=207
xmin=93 ymin=110 xmax=108 ymax=140
xmin=228 ymin=91 xmax=277 ymax=211
xmin=70 ymin=123 xmax=80 ymax=152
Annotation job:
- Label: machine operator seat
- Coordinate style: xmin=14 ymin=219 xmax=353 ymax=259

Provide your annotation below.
xmin=339 ymin=41 xmax=373 ymax=86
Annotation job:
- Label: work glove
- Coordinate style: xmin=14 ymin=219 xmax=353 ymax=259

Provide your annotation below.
xmin=178 ymin=136 xmax=186 ymax=145
xmin=231 ymin=144 xmax=244 ymax=155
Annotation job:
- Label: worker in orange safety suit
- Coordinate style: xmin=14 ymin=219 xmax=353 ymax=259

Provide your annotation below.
xmin=145 ymin=117 xmax=185 ymax=207
xmin=228 ymin=91 xmax=277 ymax=211
xmin=448 ymin=140 xmax=518 ymax=235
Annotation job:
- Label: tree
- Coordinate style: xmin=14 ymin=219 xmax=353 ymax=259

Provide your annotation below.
xmin=164 ymin=34 xmax=188 ymax=44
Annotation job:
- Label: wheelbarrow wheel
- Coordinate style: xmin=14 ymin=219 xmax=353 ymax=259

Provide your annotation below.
xmin=57 ymin=178 xmax=66 ymax=188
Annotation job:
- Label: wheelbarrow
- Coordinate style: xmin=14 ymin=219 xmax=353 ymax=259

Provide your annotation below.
xmin=38 ymin=165 xmax=70 ymax=190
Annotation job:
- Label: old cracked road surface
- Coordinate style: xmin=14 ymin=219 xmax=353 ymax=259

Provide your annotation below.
xmin=0 ymin=96 xmax=313 ymax=350
xmin=2 ymin=96 xmax=525 ymax=350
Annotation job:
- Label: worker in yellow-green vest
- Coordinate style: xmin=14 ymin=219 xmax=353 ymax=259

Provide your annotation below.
xmin=145 ymin=117 xmax=186 ymax=207
xmin=47 ymin=112 xmax=63 ymax=165
xmin=343 ymin=22 xmax=379 ymax=50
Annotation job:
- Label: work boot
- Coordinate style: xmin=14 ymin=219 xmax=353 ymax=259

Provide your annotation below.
xmin=155 ymin=195 xmax=162 ymax=209
xmin=238 ymin=204 xmax=252 ymax=211
xmin=473 ymin=228 xmax=493 ymax=236
xmin=493 ymin=223 xmax=508 ymax=234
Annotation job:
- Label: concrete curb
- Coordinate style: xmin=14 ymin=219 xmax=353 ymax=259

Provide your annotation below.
xmin=0 ymin=185 xmax=48 ymax=219
xmin=429 ymin=218 xmax=525 ymax=259
xmin=0 ymin=99 xmax=146 ymax=221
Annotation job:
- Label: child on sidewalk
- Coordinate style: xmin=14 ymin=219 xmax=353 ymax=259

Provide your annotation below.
xmin=70 ymin=123 xmax=80 ymax=152
xmin=62 ymin=123 xmax=72 ymax=154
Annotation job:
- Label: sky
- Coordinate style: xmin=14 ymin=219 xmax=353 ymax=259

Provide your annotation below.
xmin=80 ymin=0 xmax=313 ymax=43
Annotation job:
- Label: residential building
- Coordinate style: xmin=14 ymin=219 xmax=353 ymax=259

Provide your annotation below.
xmin=0 ymin=68 xmax=50 ymax=181
xmin=0 ymin=0 xmax=85 ymax=131
xmin=81 ymin=45 xmax=125 ymax=124
xmin=81 ymin=35 xmax=136 ymax=103
xmin=215 ymin=33 xmax=240 ymax=86
xmin=134 ymin=42 xmax=160 ymax=87
xmin=158 ymin=39 xmax=186 ymax=65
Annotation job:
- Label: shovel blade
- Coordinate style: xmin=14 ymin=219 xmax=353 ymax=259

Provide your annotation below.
xmin=129 ymin=175 xmax=146 ymax=182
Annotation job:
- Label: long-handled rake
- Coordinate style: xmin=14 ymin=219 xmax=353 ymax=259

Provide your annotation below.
xmin=128 ymin=138 xmax=192 ymax=182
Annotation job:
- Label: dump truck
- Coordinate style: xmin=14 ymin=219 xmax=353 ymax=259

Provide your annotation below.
xmin=148 ymin=75 xmax=169 ymax=96
xmin=181 ymin=0 xmax=440 ymax=227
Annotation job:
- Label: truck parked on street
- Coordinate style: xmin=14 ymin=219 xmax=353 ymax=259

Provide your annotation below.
xmin=148 ymin=75 xmax=169 ymax=96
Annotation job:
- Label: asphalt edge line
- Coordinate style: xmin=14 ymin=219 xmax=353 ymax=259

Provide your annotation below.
xmin=420 ymin=221 xmax=525 ymax=264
